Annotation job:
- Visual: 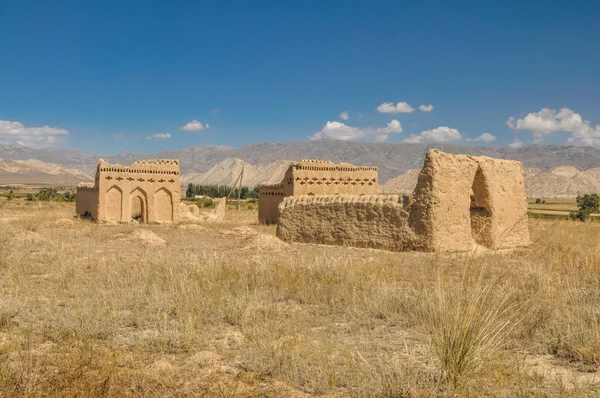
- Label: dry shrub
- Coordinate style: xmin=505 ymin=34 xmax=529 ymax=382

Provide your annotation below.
xmin=419 ymin=268 xmax=526 ymax=389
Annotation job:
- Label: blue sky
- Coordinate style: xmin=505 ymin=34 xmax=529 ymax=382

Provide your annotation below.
xmin=1 ymin=0 xmax=599 ymax=154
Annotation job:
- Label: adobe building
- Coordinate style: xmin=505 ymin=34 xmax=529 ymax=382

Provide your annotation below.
xmin=276 ymin=150 xmax=531 ymax=252
xmin=258 ymin=159 xmax=378 ymax=223
xmin=76 ymin=159 xmax=181 ymax=223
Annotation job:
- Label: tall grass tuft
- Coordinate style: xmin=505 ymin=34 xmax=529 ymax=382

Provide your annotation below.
xmin=420 ymin=268 xmax=523 ymax=389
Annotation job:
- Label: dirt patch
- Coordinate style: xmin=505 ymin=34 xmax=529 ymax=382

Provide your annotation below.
xmin=113 ymin=229 xmax=167 ymax=246
xmin=179 ymin=224 xmax=207 ymax=231
xmin=221 ymin=226 xmax=259 ymax=237
xmin=54 ymin=218 xmax=75 ymax=226
xmin=241 ymin=233 xmax=289 ymax=251
xmin=524 ymin=353 xmax=600 ymax=391
xmin=10 ymin=231 xmax=48 ymax=244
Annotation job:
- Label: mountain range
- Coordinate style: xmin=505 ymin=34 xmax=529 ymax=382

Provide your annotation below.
xmin=4 ymin=141 xmax=600 ymax=197
xmin=382 ymin=165 xmax=600 ymax=199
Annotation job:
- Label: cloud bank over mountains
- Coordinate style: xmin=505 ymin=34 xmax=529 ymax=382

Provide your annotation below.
xmin=508 ymin=108 xmax=600 ymax=147
xmin=0 ymin=120 xmax=69 ymax=147
xmin=3 ymin=104 xmax=599 ymax=150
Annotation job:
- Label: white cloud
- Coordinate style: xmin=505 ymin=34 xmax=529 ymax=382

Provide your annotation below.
xmin=146 ymin=132 xmax=172 ymax=140
xmin=402 ymin=134 xmax=424 ymax=143
xmin=509 ymin=137 xmax=525 ymax=148
xmin=310 ymin=120 xmax=403 ymax=142
xmin=466 ymin=132 xmax=497 ymax=143
xmin=403 ymin=126 xmax=462 ymax=143
xmin=339 ymin=111 xmax=349 ymax=120
xmin=419 ymin=104 xmax=434 ymax=112
xmin=0 ymin=120 xmax=69 ymax=147
xmin=181 ymin=120 xmax=209 ymax=131
xmin=507 ymin=108 xmax=600 ymax=146
xmin=376 ymin=101 xmax=414 ymax=114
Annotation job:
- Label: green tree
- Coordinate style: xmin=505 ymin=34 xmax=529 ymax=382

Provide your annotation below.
xmin=570 ymin=193 xmax=600 ymax=222
xmin=535 ymin=198 xmax=541 ymax=204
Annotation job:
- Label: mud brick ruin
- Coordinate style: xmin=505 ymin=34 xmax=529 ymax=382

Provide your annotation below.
xmin=76 ymin=159 xmax=181 ymax=223
xmin=276 ymin=150 xmax=531 ymax=252
xmin=258 ymin=160 xmax=378 ymax=223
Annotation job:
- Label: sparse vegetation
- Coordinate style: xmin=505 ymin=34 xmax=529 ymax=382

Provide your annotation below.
xmin=0 ymin=199 xmax=599 ymax=396
xmin=570 ymin=193 xmax=600 ymax=221
xmin=186 ymin=183 xmax=259 ymax=200
xmin=195 ymin=198 xmax=215 ymax=208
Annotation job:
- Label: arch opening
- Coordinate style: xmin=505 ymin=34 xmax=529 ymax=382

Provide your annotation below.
xmin=131 ymin=196 xmax=145 ymax=223
xmin=470 ymin=167 xmax=492 ymax=247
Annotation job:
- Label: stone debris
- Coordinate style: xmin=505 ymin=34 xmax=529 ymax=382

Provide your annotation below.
xmin=241 ymin=233 xmax=289 ymax=251
xmin=112 ymin=229 xmax=167 ymax=246
xmin=179 ymin=198 xmax=226 ymax=222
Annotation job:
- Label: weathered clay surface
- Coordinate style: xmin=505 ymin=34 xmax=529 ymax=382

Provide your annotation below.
xmin=258 ymin=159 xmax=378 ymax=224
xmin=276 ymin=150 xmax=531 ymax=253
xmin=277 ymin=195 xmax=421 ymax=251
xmin=76 ymin=159 xmax=181 ymax=223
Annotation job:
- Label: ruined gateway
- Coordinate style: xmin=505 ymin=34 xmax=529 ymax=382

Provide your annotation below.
xmin=258 ymin=159 xmax=378 ymax=223
xmin=276 ymin=150 xmax=531 ymax=252
xmin=76 ymin=159 xmax=181 ymax=223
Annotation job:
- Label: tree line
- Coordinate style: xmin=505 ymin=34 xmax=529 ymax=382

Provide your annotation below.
xmin=185 ymin=184 xmax=259 ymax=199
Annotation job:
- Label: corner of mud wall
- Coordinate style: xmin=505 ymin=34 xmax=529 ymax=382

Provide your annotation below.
xmin=475 ymin=158 xmax=531 ymax=249
xmin=409 ymin=150 xmax=479 ymax=252
xmin=75 ymin=187 xmax=99 ymax=220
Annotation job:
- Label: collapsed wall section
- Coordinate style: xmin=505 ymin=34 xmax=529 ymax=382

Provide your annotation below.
xmin=275 ymin=150 xmax=531 ymax=253
xmin=276 ymin=195 xmax=421 ymax=251
xmin=75 ymin=183 xmax=98 ymax=220
xmin=410 ymin=150 xmax=530 ymax=251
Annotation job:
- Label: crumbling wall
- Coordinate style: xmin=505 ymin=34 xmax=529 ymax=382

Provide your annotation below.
xmin=258 ymin=160 xmax=378 ymax=223
xmin=258 ymin=182 xmax=287 ymax=224
xmin=179 ymin=197 xmax=226 ymax=222
xmin=75 ymin=183 xmax=98 ymax=220
xmin=277 ymin=195 xmax=421 ymax=251
xmin=410 ymin=150 xmax=530 ymax=251
xmin=276 ymin=150 xmax=531 ymax=253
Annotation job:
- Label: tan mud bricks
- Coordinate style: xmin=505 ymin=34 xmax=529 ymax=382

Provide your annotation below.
xmin=76 ymin=159 xmax=181 ymax=223
xmin=258 ymin=160 xmax=378 ymax=224
xmin=276 ymin=150 xmax=531 ymax=252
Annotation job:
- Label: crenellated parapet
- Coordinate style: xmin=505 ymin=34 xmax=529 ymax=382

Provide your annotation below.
xmin=292 ymin=160 xmax=377 ymax=172
xmin=97 ymin=159 xmax=180 ymax=176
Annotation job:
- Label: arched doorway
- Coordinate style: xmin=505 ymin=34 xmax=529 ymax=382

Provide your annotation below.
xmin=130 ymin=188 xmax=148 ymax=223
xmin=470 ymin=167 xmax=492 ymax=247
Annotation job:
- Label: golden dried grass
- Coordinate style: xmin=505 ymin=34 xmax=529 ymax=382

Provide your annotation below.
xmin=0 ymin=200 xmax=599 ymax=396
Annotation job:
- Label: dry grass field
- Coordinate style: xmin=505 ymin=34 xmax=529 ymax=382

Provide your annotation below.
xmin=1 ymin=198 xmax=600 ymax=397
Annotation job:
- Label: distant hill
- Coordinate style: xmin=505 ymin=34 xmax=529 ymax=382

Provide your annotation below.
xmin=0 ymin=158 xmax=93 ymax=185
xmin=4 ymin=141 xmax=600 ymax=197
xmin=383 ymin=165 xmax=600 ymax=199
xmin=181 ymin=158 xmax=290 ymax=188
